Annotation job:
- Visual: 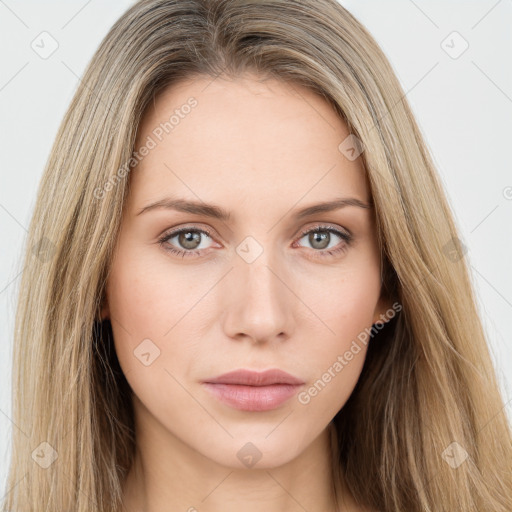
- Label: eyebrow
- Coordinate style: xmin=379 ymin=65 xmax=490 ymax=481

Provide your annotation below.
xmin=136 ymin=196 xmax=373 ymax=220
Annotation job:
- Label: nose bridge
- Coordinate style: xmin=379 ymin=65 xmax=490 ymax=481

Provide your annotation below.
xmin=221 ymin=244 xmax=293 ymax=342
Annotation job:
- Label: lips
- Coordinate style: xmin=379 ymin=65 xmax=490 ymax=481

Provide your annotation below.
xmin=202 ymin=369 xmax=305 ymax=412
xmin=204 ymin=368 xmax=305 ymax=386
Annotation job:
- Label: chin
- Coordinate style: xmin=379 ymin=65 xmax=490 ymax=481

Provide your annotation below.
xmin=197 ymin=429 xmax=311 ymax=470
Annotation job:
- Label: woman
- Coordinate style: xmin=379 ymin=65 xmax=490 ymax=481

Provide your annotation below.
xmin=3 ymin=0 xmax=511 ymax=511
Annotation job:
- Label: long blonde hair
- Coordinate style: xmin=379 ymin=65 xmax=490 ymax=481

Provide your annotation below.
xmin=3 ymin=0 xmax=511 ymax=510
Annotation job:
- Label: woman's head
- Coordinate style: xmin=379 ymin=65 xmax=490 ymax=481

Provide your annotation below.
xmin=5 ymin=0 xmax=511 ymax=511
xmin=101 ymin=71 xmax=394 ymax=471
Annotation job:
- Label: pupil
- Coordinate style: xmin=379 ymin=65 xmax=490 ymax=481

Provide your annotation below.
xmin=180 ymin=231 xmax=200 ymax=249
xmin=310 ymin=231 xmax=329 ymax=249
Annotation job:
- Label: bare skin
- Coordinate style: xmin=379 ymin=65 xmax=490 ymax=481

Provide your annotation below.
xmin=102 ymin=73 xmax=389 ymax=512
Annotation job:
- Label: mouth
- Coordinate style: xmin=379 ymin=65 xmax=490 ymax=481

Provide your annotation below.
xmin=202 ymin=368 xmax=305 ymax=412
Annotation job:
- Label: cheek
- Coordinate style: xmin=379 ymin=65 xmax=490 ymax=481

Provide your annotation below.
xmin=296 ymin=259 xmax=381 ymax=406
xmin=307 ymin=255 xmax=381 ymax=343
xmin=327 ymin=274 xmax=380 ymax=340
xmin=107 ymin=240 xmax=214 ymax=332
xmin=106 ymin=254 xmax=210 ymax=433
xmin=105 ymin=249 xmax=204 ymax=384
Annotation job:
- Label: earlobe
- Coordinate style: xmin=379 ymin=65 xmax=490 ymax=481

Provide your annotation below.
xmin=100 ymin=292 xmax=110 ymax=321
xmin=372 ymin=294 xmax=394 ymax=327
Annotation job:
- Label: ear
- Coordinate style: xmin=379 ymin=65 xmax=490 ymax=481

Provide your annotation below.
xmin=372 ymin=292 xmax=394 ymax=327
xmin=100 ymin=290 xmax=110 ymax=321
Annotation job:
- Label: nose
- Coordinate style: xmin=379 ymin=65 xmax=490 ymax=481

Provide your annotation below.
xmin=221 ymin=255 xmax=295 ymax=345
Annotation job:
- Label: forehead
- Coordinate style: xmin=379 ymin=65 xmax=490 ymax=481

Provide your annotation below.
xmin=128 ymin=74 xmax=369 ymax=217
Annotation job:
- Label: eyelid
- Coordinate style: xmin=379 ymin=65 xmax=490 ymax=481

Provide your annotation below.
xmin=158 ymin=223 xmax=216 ymax=241
xmin=158 ymin=222 xmax=352 ymax=258
xmin=294 ymin=222 xmax=352 ymax=241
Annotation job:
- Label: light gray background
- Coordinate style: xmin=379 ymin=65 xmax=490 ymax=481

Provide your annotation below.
xmin=1 ymin=0 xmax=511 ymax=496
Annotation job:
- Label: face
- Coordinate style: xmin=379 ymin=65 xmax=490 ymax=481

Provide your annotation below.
xmin=103 ymin=73 xmax=390 ymax=469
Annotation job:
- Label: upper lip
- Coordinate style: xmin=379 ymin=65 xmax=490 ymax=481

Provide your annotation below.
xmin=203 ymin=369 xmax=304 ymax=386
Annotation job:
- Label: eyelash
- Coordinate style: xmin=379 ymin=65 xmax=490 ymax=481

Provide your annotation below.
xmin=157 ymin=224 xmax=352 ymax=259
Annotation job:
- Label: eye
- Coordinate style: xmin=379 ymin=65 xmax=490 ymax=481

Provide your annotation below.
xmin=293 ymin=224 xmax=352 ymax=258
xmin=158 ymin=226 xmax=215 ymax=258
xmin=158 ymin=223 xmax=353 ymax=259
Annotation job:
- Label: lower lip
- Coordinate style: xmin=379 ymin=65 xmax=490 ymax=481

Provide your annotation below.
xmin=202 ymin=382 xmax=302 ymax=411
